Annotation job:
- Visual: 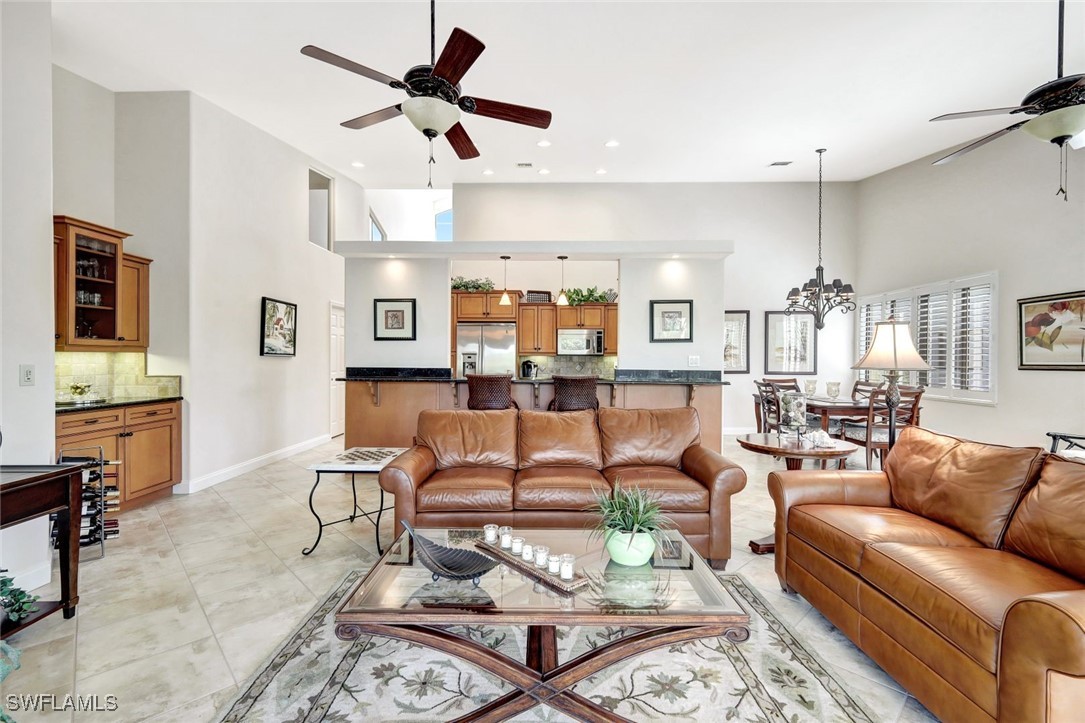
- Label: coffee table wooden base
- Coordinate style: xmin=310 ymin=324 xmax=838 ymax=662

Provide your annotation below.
xmin=336 ymin=621 xmax=750 ymax=722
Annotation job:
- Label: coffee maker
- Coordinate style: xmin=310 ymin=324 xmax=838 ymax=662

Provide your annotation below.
xmin=520 ymin=359 xmax=539 ymax=379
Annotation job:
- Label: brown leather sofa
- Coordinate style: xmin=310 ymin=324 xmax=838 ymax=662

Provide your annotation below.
xmin=379 ymin=406 xmax=746 ymax=568
xmin=769 ymin=426 xmax=1085 ymax=723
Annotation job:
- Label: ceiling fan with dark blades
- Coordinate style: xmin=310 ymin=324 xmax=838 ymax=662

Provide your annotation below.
xmin=301 ymin=1 xmax=551 ymax=162
xmin=930 ymin=0 xmax=1085 ymax=167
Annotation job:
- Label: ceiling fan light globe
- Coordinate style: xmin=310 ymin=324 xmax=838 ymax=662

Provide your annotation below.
xmin=1022 ymin=105 xmax=1085 ymax=144
xmin=401 ymin=96 xmax=461 ymax=136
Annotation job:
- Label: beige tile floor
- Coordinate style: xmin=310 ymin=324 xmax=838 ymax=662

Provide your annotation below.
xmin=4 ymin=437 xmax=938 ymax=722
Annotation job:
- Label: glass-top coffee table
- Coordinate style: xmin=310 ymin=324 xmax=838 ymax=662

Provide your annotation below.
xmin=335 ymin=527 xmax=749 ymax=722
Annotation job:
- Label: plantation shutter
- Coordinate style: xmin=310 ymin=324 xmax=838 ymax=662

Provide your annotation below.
xmin=856 ymin=299 xmax=883 ymax=382
xmin=915 ymin=290 xmax=949 ymax=390
xmin=952 ymin=282 xmax=994 ymax=393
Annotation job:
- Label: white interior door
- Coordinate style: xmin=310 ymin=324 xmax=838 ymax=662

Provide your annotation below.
xmin=330 ymin=302 xmax=346 ymax=438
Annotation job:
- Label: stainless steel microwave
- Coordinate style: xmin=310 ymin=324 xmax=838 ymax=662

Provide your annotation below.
xmin=556 ymin=328 xmax=605 ymax=355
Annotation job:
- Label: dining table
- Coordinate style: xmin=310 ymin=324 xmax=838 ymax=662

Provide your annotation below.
xmin=752 ymin=393 xmax=871 ymax=433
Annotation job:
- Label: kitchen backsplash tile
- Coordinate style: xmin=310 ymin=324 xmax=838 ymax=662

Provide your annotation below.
xmin=55 ymin=352 xmax=181 ymax=401
xmin=519 ymin=355 xmax=617 ymax=379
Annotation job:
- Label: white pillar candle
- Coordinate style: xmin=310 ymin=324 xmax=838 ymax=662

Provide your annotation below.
xmin=547 ymin=554 xmax=561 ymax=574
xmin=560 ymin=553 xmax=576 ymax=581
xmin=483 ymin=524 xmax=499 ymax=543
xmin=534 ymin=545 xmax=550 ymax=568
xmin=511 ymin=537 xmax=524 ymax=554
xmin=499 ymin=527 xmax=513 ymax=549
xmin=521 ymin=543 xmax=534 ymax=561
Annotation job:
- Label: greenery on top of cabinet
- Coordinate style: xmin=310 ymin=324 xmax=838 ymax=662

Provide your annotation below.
xmin=451 ymin=276 xmax=496 ymax=292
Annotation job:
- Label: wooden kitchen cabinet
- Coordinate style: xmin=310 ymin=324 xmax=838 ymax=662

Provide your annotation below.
xmin=118 ymin=254 xmax=151 ymax=349
xmin=453 ymin=291 xmax=520 ymax=321
xmin=557 ymin=303 xmax=606 ymax=329
xmin=53 ymin=216 xmax=153 ymax=352
xmin=55 ymin=401 xmax=181 ymax=506
xmin=517 ymin=303 xmax=558 ymax=354
xmin=604 ymin=303 xmax=619 ymax=355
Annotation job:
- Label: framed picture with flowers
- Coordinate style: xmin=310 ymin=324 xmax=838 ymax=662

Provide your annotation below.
xmin=1018 ymin=290 xmax=1085 ymax=370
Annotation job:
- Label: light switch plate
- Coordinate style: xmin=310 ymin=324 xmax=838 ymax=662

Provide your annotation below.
xmin=688 ymin=355 xmax=700 ymax=367
xmin=19 ymin=364 xmax=35 ymax=386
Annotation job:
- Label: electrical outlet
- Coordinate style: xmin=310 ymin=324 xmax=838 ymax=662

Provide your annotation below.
xmin=688 ymin=355 xmax=700 ymax=367
xmin=19 ymin=364 xmax=35 ymax=386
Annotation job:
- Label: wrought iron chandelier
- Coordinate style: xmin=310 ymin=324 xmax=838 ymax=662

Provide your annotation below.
xmin=785 ymin=148 xmax=855 ymax=330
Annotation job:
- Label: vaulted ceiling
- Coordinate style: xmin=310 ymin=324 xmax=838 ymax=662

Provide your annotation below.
xmin=52 ymin=1 xmax=1084 ymax=188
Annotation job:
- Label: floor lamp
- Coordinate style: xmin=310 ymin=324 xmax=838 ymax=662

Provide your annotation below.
xmin=852 ymin=317 xmax=930 ymax=448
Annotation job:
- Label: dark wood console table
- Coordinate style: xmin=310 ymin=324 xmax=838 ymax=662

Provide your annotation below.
xmin=1 ymin=465 xmax=82 ymax=638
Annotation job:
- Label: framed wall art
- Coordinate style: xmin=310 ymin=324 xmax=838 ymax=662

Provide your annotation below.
xmin=650 ymin=300 xmax=693 ymax=342
xmin=764 ymin=310 xmax=817 ymax=375
xmin=723 ymin=310 xmax=750 ymax=374
xmin=1018 ymin=290 xmax=1085 ymax=370
xmin=374 ymin=298 xmax=417 ymax=341
xmin=261 ymin=297 xmax=297 ymax=357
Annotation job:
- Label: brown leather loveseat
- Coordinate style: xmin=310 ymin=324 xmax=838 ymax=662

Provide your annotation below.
xmin=379 ymin=406 xmax=746 ymax=568
xmin=769 ymin=426 xmax=1085 ymax=723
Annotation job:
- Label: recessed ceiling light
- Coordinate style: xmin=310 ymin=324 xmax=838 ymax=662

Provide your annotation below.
xmin=388 ymin=255 xmax=396 ymax=259
xmin=595 ymin=168 xmax=607 ymax=175
xmin=538 ymin=168 xmax=550 ymax=175
xmin=671 ymin=254 xmax=680 ymax=259
xmin=482 ymin=169 xmax=494 ymax=175
xmin=604 ymin=140 xmax=620 ymax=148
xmin=351 ymin=161 xmax=365 ymax=168
xmin=536 ymin=140 xmax=551 ymax=148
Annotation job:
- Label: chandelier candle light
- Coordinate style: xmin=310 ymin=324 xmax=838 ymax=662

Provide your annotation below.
xmin=785 ymin=149 xmax=856 ymax=330
xmin=852 ymin=316 xmax=930 ymax=447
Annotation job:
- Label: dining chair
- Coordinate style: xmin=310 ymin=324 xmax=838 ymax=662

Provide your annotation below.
xmin=754 ymin=380 xmax=783 ymax=433
xmin=851 ymin=380 xmax=884 ymax=402
xmin=840 ymin=388 xmax=924 ymax=469
xmin=466 ymin=374 xmax=518 ymax=410
xmin=1046 ymin=432 xmax=1085 ymax=460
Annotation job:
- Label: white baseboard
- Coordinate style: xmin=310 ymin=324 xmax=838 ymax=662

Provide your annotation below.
xmin=175 ymin=434 xmax=331 ymax=494
xmin=724 ymin=426 xmax=757 ymax=436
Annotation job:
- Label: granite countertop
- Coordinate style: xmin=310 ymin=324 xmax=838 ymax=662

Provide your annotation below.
xmin=339 ymin=376 xmax=729 ymax=386
xmin=55 ymin=395 xmax=183 ymax=414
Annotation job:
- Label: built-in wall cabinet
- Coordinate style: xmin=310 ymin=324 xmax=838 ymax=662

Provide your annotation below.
xmin=453 ymin=290 xmax=520 ymax=321
xmin=53 ymin=216 xmax=153 ymax=352
xmin=517 ymin=303 xmax=558 ymax=354
xmin=557 ymin=303 xmax=607 ymax=329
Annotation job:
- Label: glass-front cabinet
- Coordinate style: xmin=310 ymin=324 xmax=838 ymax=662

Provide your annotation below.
xmin=54 ymin=216 xmax=131 ymax=349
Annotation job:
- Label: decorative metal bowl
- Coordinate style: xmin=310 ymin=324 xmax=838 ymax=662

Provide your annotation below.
xmin=401 ymin=521 xmax=499 ymax=586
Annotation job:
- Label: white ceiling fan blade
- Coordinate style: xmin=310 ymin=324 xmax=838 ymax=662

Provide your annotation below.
xmin=1070 ymin=131 xmax=1085 ymax=150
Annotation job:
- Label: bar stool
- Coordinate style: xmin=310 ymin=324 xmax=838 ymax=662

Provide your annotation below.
xmin=466 ymin=374 xmax=517 ymax=410
xmin=548 ymin=375 xmax=600 ymax=411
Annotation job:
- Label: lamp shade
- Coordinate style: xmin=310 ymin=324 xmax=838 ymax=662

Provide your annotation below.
xmin=1022 ymin=105 xmax=1085 ymax=144
xmin=853 ymin=320 xmax=930 ymax=371
xmin=401 ymin=96 xmax=460 ymax=136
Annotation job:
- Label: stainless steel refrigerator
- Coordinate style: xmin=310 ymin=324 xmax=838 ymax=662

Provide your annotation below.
xmin=456 ymin=323 xmax=517 ymax=377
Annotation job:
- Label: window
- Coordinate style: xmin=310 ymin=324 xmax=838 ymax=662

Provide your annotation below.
xmin=435 ymin=208 xmax=453 ymax=242
xmin=308 ymin=170 xmax=332 ymax=249
xmin=856 ymin=272 xmax=997 ymax=404
xmin=369 ymin=212 xmax=386 ymax=242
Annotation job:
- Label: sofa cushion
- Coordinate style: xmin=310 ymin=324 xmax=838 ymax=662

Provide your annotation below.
xmin=416 ymin=468 xmax=515 ymax=512
xmin=884 ymin=426 xmax=1045 ymax=548
xmin=860 ymin=543 xmax=1084 ymax=672
xmin=602 ymin=465 xmax=708 ymax=512
xmin=598 ymin=407 xmax=700 ymax=468
xmin=518 ymin=410 xmax=602 ymax=469
xmin=1004 ymin=455 xmax=1085 ymax=581
xmin=789 ymin=505 xmax=982 ymax=572
xmin=513 ymin=467 xmax=609 ymax=510
xmin=416 ymin=408 xmax=519 ymax=470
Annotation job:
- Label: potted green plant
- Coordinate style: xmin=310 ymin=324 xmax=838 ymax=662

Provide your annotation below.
xmin=589 ymin=481 xmax=671 ymax=566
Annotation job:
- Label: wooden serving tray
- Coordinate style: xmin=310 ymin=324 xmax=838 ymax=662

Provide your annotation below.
xmin=475 ymin=539 xmax=591 ymax=594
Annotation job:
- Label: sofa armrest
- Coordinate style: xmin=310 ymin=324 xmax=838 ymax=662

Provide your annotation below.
xmin=682 ymin=445 xmax=748 ymax=566
xmin=767 ymin=469 xmax=891 ymax=590
xmin=999 ymin=590 xmax=1085 ymax=723
xmin=378 ymin=446 xmax=437 ymax=533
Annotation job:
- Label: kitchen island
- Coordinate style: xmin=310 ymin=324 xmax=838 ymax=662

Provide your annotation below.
xmin=341 ymin=369 xmax=727 ymax=452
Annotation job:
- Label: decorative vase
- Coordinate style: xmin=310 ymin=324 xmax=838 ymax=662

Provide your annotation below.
xmin=605 ymin=530 xmax=656 ymax=566
xmin=779 ymin=391 xmax=807 ymax=436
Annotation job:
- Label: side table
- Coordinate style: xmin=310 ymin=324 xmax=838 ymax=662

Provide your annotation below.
xmin=736 ymin=433 xmax=859 ymax=555
xmin=303 ymin=447 xmax=406 ymax=556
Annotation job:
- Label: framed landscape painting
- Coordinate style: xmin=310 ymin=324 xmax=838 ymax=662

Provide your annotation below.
xmin=261 ymin=297 xmax=297 ymax=357
xmin=764 ymin=310 xmax=817 ymax=375
xmin=1018 ymin=290 xmax=1085 ymax=370
xmin=650 ymin=300 xmax=693 ymax=342
xmin=374 ymin=298 xmax=417 ymax=341
xmin=723 ymin=310 xmax=750 ymax=374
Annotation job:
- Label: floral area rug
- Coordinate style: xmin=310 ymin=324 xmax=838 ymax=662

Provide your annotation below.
xmin=216 ymin=571 xmax=876 ymax=722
